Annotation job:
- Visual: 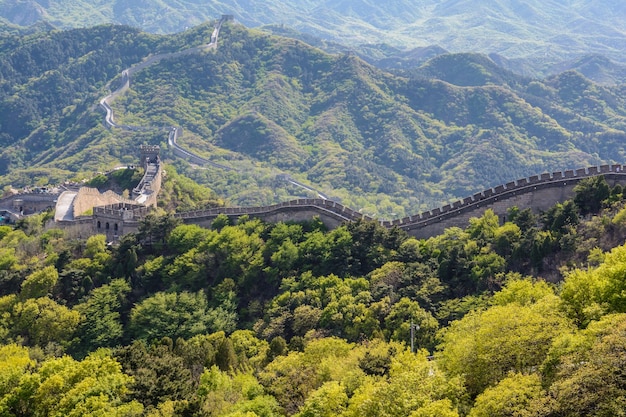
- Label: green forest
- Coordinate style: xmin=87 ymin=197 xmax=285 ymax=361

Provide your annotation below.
xmin=2 ymin=21 xmax=626 ymax=218
xmin=3 ymin=0 xmax=626 ymax=82
xmin=1 ymin=176 xmax=626 ymax=416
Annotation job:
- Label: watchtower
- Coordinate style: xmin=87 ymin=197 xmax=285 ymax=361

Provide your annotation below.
xmin=140 ymin=145 xmax=160 ymax=170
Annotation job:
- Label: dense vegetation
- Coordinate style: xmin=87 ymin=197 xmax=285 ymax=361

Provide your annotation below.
xmin=1 ymin=176 xmax=626 ymax=416
xmin=1 ymin=21 xmax=626 ymax=218
xmin=2 ymin=0 xmax=626 ymax=81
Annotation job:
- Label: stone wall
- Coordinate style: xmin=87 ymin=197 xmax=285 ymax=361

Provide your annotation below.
xmin=176 ymin=199 xmax=369 ymax=230
xmin=50 ymin=165 xmax=626 ymax=241
xmin=176 ymin=166 xmax=626 ymax=239
xmin=390 ymin=166 xmax=626 ymax=238
xmin=93 ymin=203 xmax=148 ymax=241
xmin=54 ymin=218 xmax=94 ymax=239
xmin=0 ymin=192 xmax=59 ymax=215
xmin=72 ymin=187 xmax=136 ymax=218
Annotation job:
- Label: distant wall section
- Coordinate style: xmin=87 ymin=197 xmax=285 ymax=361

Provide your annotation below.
xmin=176 ymin=199 xmax=370 ymax=230
xmin=0 ymin=192 xmax=59 ymax=216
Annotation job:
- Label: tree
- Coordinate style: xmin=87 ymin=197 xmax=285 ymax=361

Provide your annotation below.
xmin=201 ymin=224 xmax=265 ymax=287
xmin=492 ymin=275 xmax=555 ymax=307
xmin=383 ymin=297 xmax=439 ymax=352
xmin=84 ymin=234 xmax=109 ymax=258
xmin=258 ymin=337 xmax=355 ymax=415
xmin=560 ymin=244 xmax=626 ymax=327
xmin=296 ymin=380 xmax=348 ymax=417
xmin=215 ymin=337 xmax=238 ymax=372
xmin=543 ymin=201 xmax=579 ymax=235
xmin=467 ymin=209 xmax=499 ymax=244
xmin=73 ymin=279 xmax=131 ymax=354
xmin=0 ymin=343 xmax=33 ymax=397
xmin=492 ymin=222 xmax=521 ymax=258
xmin=343 ymin=350 xmax=463 ymax=417
xmin=468 ymin=373 xmax=543 ymax=417
xmin=267 ymin=336 xmax=288 ymax=363
xmin=128 ymin=291 xmax=213 ymax=341
xmin=167 ymin=224 xmax=212 ymax=253
xmin=229 ymin=330 xmax=270 ymax=370
xmin=0 ymin=349 xmax=143 ymax=417
xmin=197 ymin=366 xmax=280 ymax=417
xmin=12 ymin=297 xmax=80 ymax=346
xmin=20 ymin=265 xmax=58 ymax=299
xmin=345 ymin=220 xmax=407 ymax=277
xmin=573 ymin=176 xmax=610 ymax=216
xmin=138 ymin=212 xmax=181 ymax=246
xmin=112 ymin=234 xmax=141 ymax=279
xmin=438 ymin=298 xmax=572 ymax=398
xmin=115 ymin=340 xmax=194 ymax=408
xmin=409 ymin=400 xmax=459 ymax=417
xmin=541 ymin=315 xmax=626 ymax=417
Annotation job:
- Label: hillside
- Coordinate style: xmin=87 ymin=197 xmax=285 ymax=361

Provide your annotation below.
xmin=2 ymin=0 xmax=626 ymax=79
xmin=1 ymin=21 xmax=626 ymax=218
xmin=1 ymin=176 xmax=626 ymax=415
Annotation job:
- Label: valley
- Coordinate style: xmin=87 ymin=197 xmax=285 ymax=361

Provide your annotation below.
xmin=0 ymin=5 xmax=626 ymax=417
xmin=3 ymin=0 xmax=626 ymax=80
xmin=1 ymin=19 xmax=626 ymax=218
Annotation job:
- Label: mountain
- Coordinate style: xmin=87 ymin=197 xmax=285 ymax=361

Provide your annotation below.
xmin=548 ymin=54 xmax=626 ymax=87
xmin=1 ymin=21 xmax=626 ymax=218
xmin=2 ymin=0 xmax=626 ymax=79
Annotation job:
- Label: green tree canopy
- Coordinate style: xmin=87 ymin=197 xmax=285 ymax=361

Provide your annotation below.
xmin=129 ymin=291 xmax=214 ymax=341
xmin=438 ymin=297 xmax=573 ymax=397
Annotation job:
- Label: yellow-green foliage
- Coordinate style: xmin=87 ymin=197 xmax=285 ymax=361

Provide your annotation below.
xmin=612 ymin=205 xmax=626 ymax=226
xmin=468 ymin=373 xmax=542 ymax=417
xmin=437 ymin=298 xmax=572 ymax=397
xmin=0 ymin=349 xmax=143 ymax=417
xmin=560 ymin=244 xmax=626 ymax=326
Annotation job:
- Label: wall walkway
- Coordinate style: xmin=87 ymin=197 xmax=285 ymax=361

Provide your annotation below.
xmin=175 ymin=165 xmax=626 ymax=238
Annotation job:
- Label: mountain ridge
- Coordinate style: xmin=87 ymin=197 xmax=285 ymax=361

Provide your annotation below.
xmin=2 ymin=0 xmax=626 ymax=79
xmin=1 ymin=21 xmax=626 ymax=217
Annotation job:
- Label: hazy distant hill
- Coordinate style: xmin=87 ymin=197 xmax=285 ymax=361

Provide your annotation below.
xmin=2 ymin=0 xmax=626 ymax=79
xmin=1 ymin=21 xmax=625 ymax=217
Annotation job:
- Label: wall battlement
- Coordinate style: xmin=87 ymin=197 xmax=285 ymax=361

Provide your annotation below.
xmin=0 ymin=191 xmax=59 ymax=216
xmin=133 ymin=145 xmax=162 ymax=207
xmin=47 ymin=16 xmax=626 ymax=241
xmin=173 ymin=165 xmax=626 ymax=239
xmin=93 ymin=203 xmax=148 ymax=241
xmin=391 ymin=166 xmax=626 ymax=238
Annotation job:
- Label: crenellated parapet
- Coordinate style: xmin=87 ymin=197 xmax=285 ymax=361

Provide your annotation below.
xmin=173 ymin=165 xmax=626 ymax=239
xmin=175 ymin=198 xmax=371 ymax=229
xmin=0 ymin=191 xmax=60 ymax=217
xmin=133 ymin=145 xmax=162 ymax=207
xmin=382 ymin=164 xmax=626 ymax=238
xmin=93 ymin=203 xmax=150 ymax=241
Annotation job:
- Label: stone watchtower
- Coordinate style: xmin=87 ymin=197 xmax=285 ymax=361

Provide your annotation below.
xmin=140 ymin=145 xmax=160 ymax=170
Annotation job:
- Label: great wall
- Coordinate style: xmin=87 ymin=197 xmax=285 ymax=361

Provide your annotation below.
xmin=1 ymin=17 xmax=625 ymax=241
xmin=173 ymin=165 xmax=626 ymax=239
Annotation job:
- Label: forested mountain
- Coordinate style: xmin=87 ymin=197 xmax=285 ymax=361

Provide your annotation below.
xmin=2 ymin=0 xmax=626 ymax=79
xmin=2 ymin=21 xmax=626 ymax=217
xmin=1 ymin=176 xmax=626 ymax=415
